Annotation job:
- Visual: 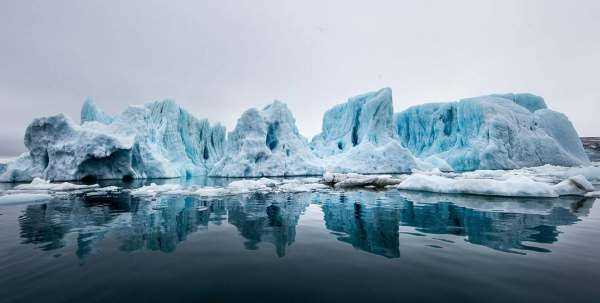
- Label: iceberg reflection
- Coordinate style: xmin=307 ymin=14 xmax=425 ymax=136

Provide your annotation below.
xmin=16 ymin=190 xmax=595 ymax=259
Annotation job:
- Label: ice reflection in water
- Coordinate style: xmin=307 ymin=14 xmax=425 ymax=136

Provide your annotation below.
xmin=15 ymin=189 xmax=595 ymax=259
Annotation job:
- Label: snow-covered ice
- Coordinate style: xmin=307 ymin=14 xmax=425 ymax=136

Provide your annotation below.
xmin=450 ymin=163 xmax=600 ymax=184
xmin=14 ymin=178 xmax=99 ymax=191
xmin=129 ymin=183 xmax=184 ymax=197
xmin=321 ymin=172 xmax=403 ymax=189
xmin=0 ymin=178 xmax=103 ymax=202
xmin=322 ymin=141 xmax=417 ymax=174
xmin=397 ymin=173 xmax=595 ymax=197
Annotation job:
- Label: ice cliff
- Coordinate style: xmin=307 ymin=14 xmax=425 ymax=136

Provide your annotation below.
xmin=210 ymin=101 xmax=323 ymax=177
xmin=311 ymin=88 xmax=418 ymax=173
xmin=394 ymin=94 xmax=589 ymax=171
xmin=106 ymin=100 xmax=226 ymax=178
xmin=0 ymin=100 xmax=225 ymax=182
xmin=0 ymin=89 xmax=591 ymax=182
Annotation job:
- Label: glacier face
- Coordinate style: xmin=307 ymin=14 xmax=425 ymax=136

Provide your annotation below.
xmin=210 ymin=101 xmax=323 ymax=177
xmin=394 ymin=94 xmax=589 ymax=171
xmin=311 ymin=88 xmax=418 ymax=173
xmin=0 ymin=100 xmax=225 ymax=182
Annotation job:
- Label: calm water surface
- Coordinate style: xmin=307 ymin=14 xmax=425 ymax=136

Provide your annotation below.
xmin=1 ymin=178 xmax=599 ymax=303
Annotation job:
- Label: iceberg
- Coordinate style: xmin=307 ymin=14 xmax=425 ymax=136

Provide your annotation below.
xmin=81 ymin=98 xmax=113 ymax=124
xmin=581 ymin=137 xmax=600 ymax=162
xmin=311 ymin=88 xmax=418 ymax=173
xmin=210 ymin=101 xmax=323 ymax=177
xmin=0 ymin=114 xmax=136 ymax=182
xmin=0 ymin=158 xmax=13 ymax=175
xmin=0 ymin=89 xmax=593 ymax=182
xmin=0 ymin=99 xmax=225 ymax=181
xmin=394 ymin=94 xmax=590 ymax=171
xmin=107 ymin=100 xmax=226 ymax=178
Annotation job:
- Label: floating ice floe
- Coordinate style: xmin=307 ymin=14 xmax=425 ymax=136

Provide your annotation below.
xmin=131 ymin=168 xmax=594 ymax=198
xmin=321 ymin=172 xmax=403 ymax=189
xmin=83 ymin=186 xmax=122 ymax=197
xmin=419 ymin=163 xmax=600 ymax=185
xmin=397 ymin=173 xmax=595 ymax=197
xmin=129 ymin=178 xmax=329 ymax=198
xmin=129 ymin=183 xmax=184 ymax=197
xmin=13 ymin=178 xmax=99 ymax=191
xmin=585 ymin=191 xmax=600 ymax=198
xmin=0 ymin=178 xmax=110 ymax=203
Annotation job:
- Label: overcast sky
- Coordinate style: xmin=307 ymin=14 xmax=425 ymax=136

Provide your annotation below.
xmin=1 ymin=0 xmax=599 ymax=157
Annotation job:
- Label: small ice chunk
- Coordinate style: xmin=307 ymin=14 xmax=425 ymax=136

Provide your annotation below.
xmin=322 ymin=173 xmax=403 ymax=189
xmin=95 ymin=186 xmax=121 ymax=192
xmin=14 ymin=178 xmax=99 ymax=191
xmin=278 ymin=181 xmax=329 ymax=192
xmin=554 ymin=175 xmax=596 ymax=196
xmin=228 ymin=178 xmax=279 ymax=190
xmin=129 ymin=183 xmax=183 ymax=196
xmin=585 ymin=191 xmax=600 ymax=198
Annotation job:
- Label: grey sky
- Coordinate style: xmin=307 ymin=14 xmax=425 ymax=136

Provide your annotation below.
xmin=1 ymin=0 xmax=599 ymax=157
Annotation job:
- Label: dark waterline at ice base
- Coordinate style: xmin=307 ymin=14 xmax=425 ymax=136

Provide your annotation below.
xmin=1 ymin=178 xmax=600 ymax=303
